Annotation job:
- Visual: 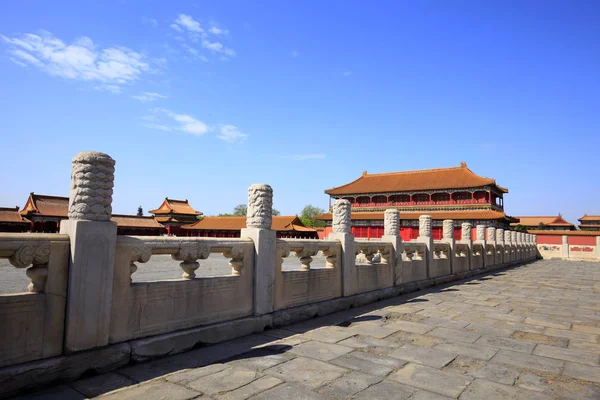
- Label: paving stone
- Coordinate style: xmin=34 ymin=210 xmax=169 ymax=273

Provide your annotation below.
xmin=568 ymin=340 xmax=600 ymax=354
xmin=214 ymin=376 xmax=282 ymax=400
xmin=459 ymin=378 xmax=553 ymax=400
xmin=337 ymin=335 xmax=397 ymax=349
xmin=511 ymin=331 xmax=569 ymax=347
xmin=481 ymin=311 xmax=524 ymax=323
xmin=251 ymin=383 xmax=329 ymax=399
xmin=382 ymin=311 xmax=428 ymax=323
xmin=389 ymin=344 xmax=457 ymax=368
xmin=465 ymin=322 xmax=515 ymax=337
xmin=491 ymin=350 xmax=564 ymax=374
xmin=562 ymin=361 xmax=600 ymax=384
xmin=226 ymin=348 xmax=295 ymax=371
xmin=318 ymin=371 xmax=381 ymax=398
xmin=186 ymin=366 xmax=261 ymax=395
xmin=533 ymin=344 xmax=600 ymax=366
xmin=517 ymin=371 xmax=600 ymax=400
xmin=475 ymin=335 xmax=536 ymax=354
xmin=435 ymin=341 xmax=498 ymax=361
xmin=348 ymin=350 xmax=407 ymax=369
xmin=329 ymin=355 xmax=393 ymax=377
xmin=351 ymin=380 xmax=415 ymax=400
xmin=427 ymin=327 xmax=481 ymax=344
xmin=389 ymin=330 xmax=443 ymax=348
xmin=347 ymin=322 xmax=404 ymax=338
xmin=13 ymin=385 xmax=85 ymax=400
xmin=302 ymin=326 xmax=357 ymax=343
xmin=525 ymin=316 xmax=572 ymax=329
xmin=386 ymin=320 xmax=434 ymax=334
xmin=96 ymin=381 xmax=201 ymax=400
xmin=388 ymin=363 xmax=472 ymax=398
xmin=288 ymin=340 xmax=353 ymax=361
xmin=421 ymin=316 xmax=469 ymax=330
xmin=468 ymin=363 xmax=521 ymax=385
xmin=494 ymin=321 xmax=546 ymax=334
xmin=572 ymin=324 xmax=600 ymax=335
xmin=409 ymin=390 xmax=453 ymax=399
xmin=70 ymin=372 xmax=136 ymax=398
xmin=264 ymin=357 xmax=347 ymax=389
xmin=165 ymin=364 xmax=229 ymax=385
xmin=544 ymin=328 xmax=599 ymax=343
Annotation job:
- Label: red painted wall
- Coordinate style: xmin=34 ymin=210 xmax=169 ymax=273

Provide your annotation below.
xmin=536 ymin=235 xmax=562 ymax=244
xmin=568 ymin=236 xmax=596 ymax=246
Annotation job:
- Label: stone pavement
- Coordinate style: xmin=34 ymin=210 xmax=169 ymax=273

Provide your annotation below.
xmin=16 ymin=260 xmax=600 ymax=399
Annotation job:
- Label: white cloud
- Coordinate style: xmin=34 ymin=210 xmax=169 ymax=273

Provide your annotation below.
xmin=209 ymin=26 xmax=228 ymax=35
xmin=142 ymin=17 xmax=158 ymax=28
xmin=146 ymin=108 xmax=210 ymax=135
xmin=202 ymin=39 xmax=235 ymax=56
xmin=174 ymin=14 xmax=203 ymax=33
xmin=218 ymin=125 xmax=248 ymax=143
xmin=291 ymin=50 xmax=299 ymax=58
xmin=9 ymin=57 xmax=28 ymax=67
xmin=170 ymin=23 xmax=183 ymax=33
xmin=132 ymin=92 xmax=167 ymax=102
xmin=1 ymin=31 xmax=152 ymax=87
xmin=94 ymin=84 xmax=121 ymax=94
xmin=282 ymin=154 xmax=326 ymax=161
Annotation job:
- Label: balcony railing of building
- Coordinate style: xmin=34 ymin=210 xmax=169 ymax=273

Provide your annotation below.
xmin=350 ymin=198 xmax=496 ymax=208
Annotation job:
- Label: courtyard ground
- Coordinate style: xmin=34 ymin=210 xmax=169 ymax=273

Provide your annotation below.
xmin=13 ymin=260 xmax=600 ymax=399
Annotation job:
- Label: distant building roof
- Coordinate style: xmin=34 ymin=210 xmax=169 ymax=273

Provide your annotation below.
xmin=111 ymin=214 xmax=165 ymax=229
xmin=316 ymin=209 xmax=516 ymax=222
xmin=324 ymin=163 xmax=508 ymax=195
xmin=21 ymin=193 xmax=69 ymax=218
xmin=183 ymin=215 xmax=316 ymax=233
xmin=149 ymin=198 xmax=202 ymax=216
xmin=511 ymin=216 xmax=575 ymax=228
xmin=0 ymin=206 xmax=30 ymax=224
xmin=578 ymin=215 xmax=600 ymax=222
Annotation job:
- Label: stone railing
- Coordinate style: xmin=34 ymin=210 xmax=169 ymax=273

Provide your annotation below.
xmin=0 ymin=151 xmax=540 ymax=397
xmin=0 ymin=233 xmax=70 ymax=368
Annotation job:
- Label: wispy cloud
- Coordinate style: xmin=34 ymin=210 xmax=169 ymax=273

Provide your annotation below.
xmin=342 ymin=70 xmax=352 ymax=77
xmin=142 ymin=17 xmax=158 ymax=28
xmin=281 ymin=154 xmax=326 ymax=161
xmin=95 ymin=84 xmax=121 ymax=94
xmin=209 ymin=26 xmax=229 ymax=35
xmin=170 ymin=13 xmax=235 ymax=59
xmin=132 ymin=92 xmax=167 ymax=102
xmin=145 ymin=108 xmax=211 ymax=135
xmin=1 ymin=31 xmax=154 ymax=89
xmin=218 ymin=125 xmax=248 ymax=143
xmin=174 ymin=14 xmax=204 ymax=33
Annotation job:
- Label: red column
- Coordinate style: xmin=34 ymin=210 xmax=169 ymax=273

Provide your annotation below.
xmin=367 ymin=226 xmax=372 ymax=239
xmin=30 ymin=221 xmax=34 ymax=232
xmin=167 ymin=225 xmax=171 ymax=235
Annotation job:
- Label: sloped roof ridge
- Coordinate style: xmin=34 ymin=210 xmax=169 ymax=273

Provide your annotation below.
xmin=32 ymin=193 xmax=69 ymax=200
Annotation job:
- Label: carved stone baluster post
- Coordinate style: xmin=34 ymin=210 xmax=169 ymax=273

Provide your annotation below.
xmin=475 ymin=225 xmax=486 ymax=269
xmin=460 ymin=222 xmax=473 ymax=270
xmin=487 ymin=227 xmax=496 ymax=266
xmin=60 ymin=151 xmax=117 ymax=353
xmin=382 ymin=209 xmax=403 ymax=285
xmin=418 ymin=215 xmax=432 ymax=279
xmin=562 ymin=235 xmax=569 ymax=260
xmin=596 ymin=236 xmax=600 ymax=260
xmin=241 ymin=184 xmax=276 ymax=316
xmin=511 ymin=231 xmax=519 ymax=260
xmin=442 ymin=220 xmax=455 ymax=274
xmin=495 ymin=228 xmax=504 ymax=265
xmin=328 ymin=199 xmax=356 ymax=296
xmin=504 ymin=230 xmax=512 ymax=263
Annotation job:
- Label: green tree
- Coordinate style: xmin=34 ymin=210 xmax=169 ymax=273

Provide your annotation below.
xmin=233 ymin=204 xmax=247 ymax=216
xmin=514 ymin=224 xmax=528 ymax=232
xmin=273 ymin=209 xmax=281 ymax=216
xmin=137 ymin=206 xmax=143 ymax=216
xmin=299 ymin=204 xmax=326 ymax=227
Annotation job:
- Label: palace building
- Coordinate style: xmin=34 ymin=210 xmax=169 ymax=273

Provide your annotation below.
xmin=0 ymin=207 xmax=31 ymax=233
xmin=316 ymin=163 xmax=517 ymax=240
xmin=182 ymin=215 xmax=318 ymax=239
xmin=510 ymin=215 xmax=576 ymax=231
xmin=149 ymin=198 xmax=203 ymax=236
xmin=578 ymin=215 xmax=600 ymax=231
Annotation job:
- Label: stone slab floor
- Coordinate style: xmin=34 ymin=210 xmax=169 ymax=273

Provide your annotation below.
xmin=15 ymin=260 xmax=600 ymax=399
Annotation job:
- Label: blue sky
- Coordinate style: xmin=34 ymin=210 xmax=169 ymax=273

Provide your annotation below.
xmin=0 ymin=1 xmax=598 ymax=225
